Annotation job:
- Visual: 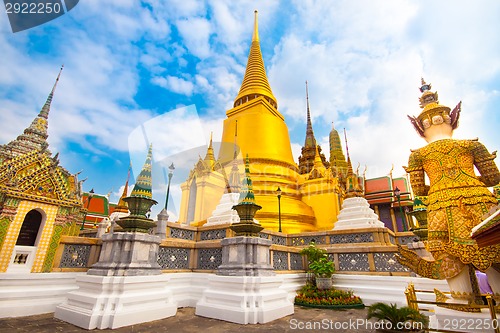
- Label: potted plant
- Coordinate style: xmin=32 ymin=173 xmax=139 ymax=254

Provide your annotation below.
xmin=308 ymin=257 xmax=335 ymax=290
xmin=299 ymin=242 xmax=330 ymax=286
xmin=367 ymin=302 xmax=428 ymax=332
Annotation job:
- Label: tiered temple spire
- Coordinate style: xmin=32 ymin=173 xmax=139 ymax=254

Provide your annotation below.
xmin=0 ymin=66 xmax=63 ymax=159
xmin=298 ymin=81 xmax=328 ymax=174
xmin=329 ymin=121 xmax=348 ymax=176
xmin=130 ymin=144 xmax=153 ymax=199
xmin=233 ymin=11 xmax=277 ymax=109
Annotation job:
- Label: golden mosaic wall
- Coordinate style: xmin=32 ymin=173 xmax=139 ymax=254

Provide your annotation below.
xmin=0 ymin=200 xmax=58 ymax=272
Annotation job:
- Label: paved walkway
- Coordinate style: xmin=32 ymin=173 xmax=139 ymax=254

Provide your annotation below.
xmin=0 ymin=306 xmax=379 ymax=333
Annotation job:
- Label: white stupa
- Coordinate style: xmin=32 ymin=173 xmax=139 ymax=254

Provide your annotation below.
xmin=205 ymin=192 xmax=240 ymax=225
xmin=205 ymin=152 xmax=242 ymax=226
xmin=333 ymin=196 xmax=385 ymax=230
xmin=332 ymin=148 xmax=385 ymax=230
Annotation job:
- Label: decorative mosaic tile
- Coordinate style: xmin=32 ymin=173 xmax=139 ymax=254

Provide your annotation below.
xmin=290 ymin=252 xmax=304 ymax=270
xmin=273 ymin=251 xmax=288 ymax=270
xmin=397 ymin=235 xmax=418 ymax=245
xmin=197 ymin=248 xmax=222 ymax=270
xmin=200 ymin=228 xmax=226 ymax=240
xmin=59 ymin=243 xmax=91 ymax=268
xmin=170 ymin=227 xmax=195 ymax=240
xmin=158 ymin=247 xmax=190 ymax=269
xmin=330 ymin=233 xmax=374 ymax=244
xmin=258 ymin=232 xmax=270 ymax=240
xmin=389 ymin=235 xmax=396 ymax=244
xmin=0 ymin=200 xmax=58 ymax=272
xmin=271 ymin=235 xmax=286 ymax=246
xmin=373 ymin=252 xmax=410 ymax=272
xmin=41 ymin=224 xmax=64 ymax=272
xmin=338 ymin=253 xmax=370 ymax=272
xmin=290 ymin=235 xmax=326 ymax=246
xmin=0 ymin=217 xmax=12 ymax=252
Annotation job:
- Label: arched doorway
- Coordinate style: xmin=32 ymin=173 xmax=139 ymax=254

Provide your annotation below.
xmin=16 ymin=209 xmax=43 ymax=246
xmin=8 ymin=209 xmax=45 ymax=273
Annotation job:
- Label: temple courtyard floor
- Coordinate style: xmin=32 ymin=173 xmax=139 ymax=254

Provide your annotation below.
xmin=0 ymin=306 xmax=378 ymax=333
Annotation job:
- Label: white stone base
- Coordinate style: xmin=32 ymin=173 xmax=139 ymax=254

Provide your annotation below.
xmin=0 ymin=272 xmax=82 ymax=318
xmin=429 ymin=306 xmax=497 ymax=333
xmin=195 ymin=275 xmax=294 ymax=324
xmin=333 ymin=274 xmax=450 ymax=306
xmin=55 ymin=274 xmax=177 ymax=329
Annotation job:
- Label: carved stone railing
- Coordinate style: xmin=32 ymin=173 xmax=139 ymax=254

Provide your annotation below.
xmin=51 ymin=223 xmax=411 ymax=275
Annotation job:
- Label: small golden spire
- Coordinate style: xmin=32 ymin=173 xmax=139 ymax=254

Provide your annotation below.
xmin=114 ymin=163 xmax=131 ymax=213
xmin=252 ymin=10 xmax=259 ymax=42
xmin=204 ymin=131 xmax=215 ymax=168
xmin=313 ymin=145 xmax=324 ymax=168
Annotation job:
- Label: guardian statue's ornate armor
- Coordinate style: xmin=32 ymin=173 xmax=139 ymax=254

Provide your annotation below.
xmin=398 ymin=79 xmax=500 ymax=305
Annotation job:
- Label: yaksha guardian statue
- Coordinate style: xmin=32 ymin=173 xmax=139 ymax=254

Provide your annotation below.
xmin=398 ymin=79 xmax=500 ymax=305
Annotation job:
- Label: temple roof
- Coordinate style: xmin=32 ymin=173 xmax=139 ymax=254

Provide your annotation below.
xmin=233 ymin=11 xmax=277 ymax=109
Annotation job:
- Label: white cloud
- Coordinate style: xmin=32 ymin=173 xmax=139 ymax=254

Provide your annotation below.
xmin=176 ymin=17 xmax=212 ymax=59
xmin=152 ymin=75 xmax=195 ymax=96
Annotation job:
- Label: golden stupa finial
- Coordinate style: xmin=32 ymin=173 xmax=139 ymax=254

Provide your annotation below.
xmin=233 ymin=10 xmax=277 ymax=109
xmin=252 ymin=10 xmax=259 ymax=42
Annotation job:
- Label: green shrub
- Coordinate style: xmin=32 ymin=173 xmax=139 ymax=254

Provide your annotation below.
xmin=367 ymin=302 xmax=428 ymax=331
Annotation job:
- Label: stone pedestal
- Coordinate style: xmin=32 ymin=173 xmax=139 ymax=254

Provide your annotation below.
xmin=195 ymin=236 xmax=293 ymax=324
xmin=155 ymin=209 xmax=168 ymax=240
xmin=195 ymin=275 xmax=294 ymax=324
xmin=55 ymin=232 xmax=177 ymax=329
xmin=55 ymin=274 xmax=177 ymax=329
xmin=217 ymin=236 xmax=275 ymax=276
xmin=333 ymin=197 xmax=385 ymax=230
xmin=88 ymin=232 xmax=161 ymax=276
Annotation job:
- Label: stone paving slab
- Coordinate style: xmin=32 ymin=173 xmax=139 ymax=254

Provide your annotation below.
xmin=0 ymin=306 xmax=379 ymax=333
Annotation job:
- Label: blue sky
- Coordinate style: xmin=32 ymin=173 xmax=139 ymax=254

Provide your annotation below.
xmin=1 ymin=0 xmax=499 ymax=220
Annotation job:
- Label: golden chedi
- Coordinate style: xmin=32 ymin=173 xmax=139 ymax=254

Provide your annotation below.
xmin=179 ymin=11 xmax=342 ymax=232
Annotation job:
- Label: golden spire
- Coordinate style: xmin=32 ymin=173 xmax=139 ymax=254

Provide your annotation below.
xmin=114 ymin=163 xmax=131 ymax=214
xmin=233 ymin=10 xmax=277 ymax=109
xmin=0 ymin=66 xmax=63 ymax=158
xmin=304 ymin=81 xmax=317 ymax=148
xmin=203 ymin=131 xmax=215 ymax=168
xmin=313 ymin=145 xmax=324 ymax=168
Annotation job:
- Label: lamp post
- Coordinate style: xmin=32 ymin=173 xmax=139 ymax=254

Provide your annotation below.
xmin=164 ymin=163 xmax=175 ymax=211
xmin=394 ymin=186 xmax=407 ymax=232
xmin=276 ymin=187 xmax=282 ymax=232
xmin=80 ymin=189 xmax=95 ymax=230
